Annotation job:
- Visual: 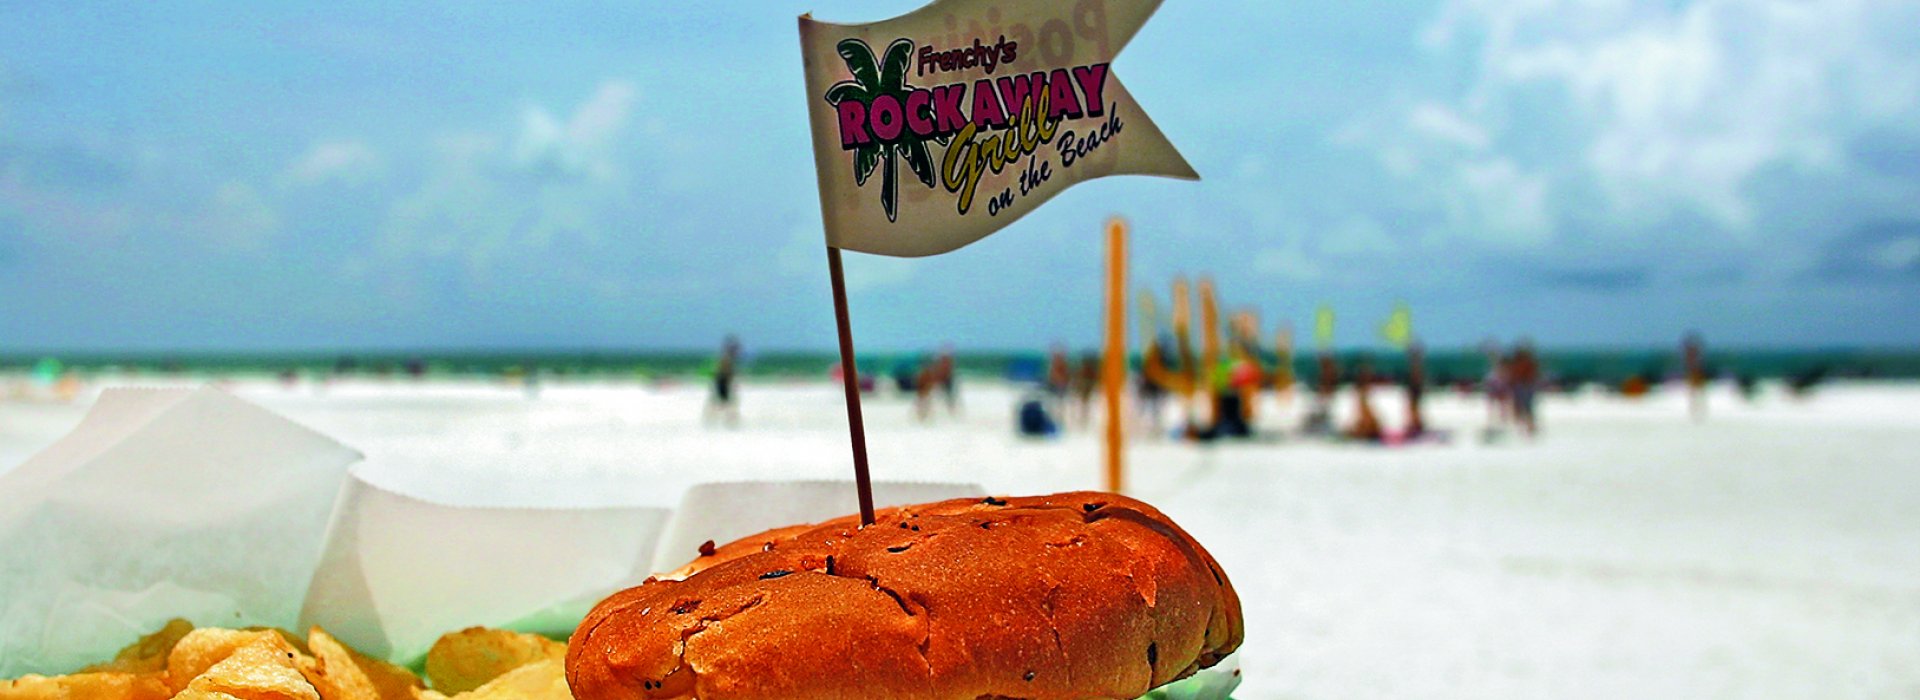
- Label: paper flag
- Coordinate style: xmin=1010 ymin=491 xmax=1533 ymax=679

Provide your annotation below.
xmin=801 ymin=0 xmax=1196 ymax=257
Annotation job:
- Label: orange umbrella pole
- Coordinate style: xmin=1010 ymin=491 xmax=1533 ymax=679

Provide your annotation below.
xmin=1102 ymin=218 xmax=1128 ymax=493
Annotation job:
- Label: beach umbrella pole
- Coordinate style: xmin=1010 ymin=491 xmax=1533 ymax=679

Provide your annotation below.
xmin=1103 ymin=220 xmax=1129 ymax=492
xmin=826 ymin=246 xmax=877 ymax=526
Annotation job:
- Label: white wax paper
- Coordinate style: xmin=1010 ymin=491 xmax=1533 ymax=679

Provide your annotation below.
xmin=0 ymin=388 xmax=362 ymax=677
xmin=299 ymin=476 xmax=672 ymax=663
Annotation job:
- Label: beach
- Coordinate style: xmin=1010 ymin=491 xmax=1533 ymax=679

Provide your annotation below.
xmin=3 ymin=378 xmax=1918 ymax=698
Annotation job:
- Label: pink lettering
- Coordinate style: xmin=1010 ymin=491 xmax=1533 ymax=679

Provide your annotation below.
xmin=905 ymin=89 xmax=935 ymax=137
xmin=870 ymin=94 xmax=905 ymax=141
xmin=1046 ymin=68 xmax=1084 ymax=121
xmin=971 ymin=78 xmax=1009 ymax=129
xmin=1072 ymin=64 xmax=1109 ymax=117
xmin=838 ymin=100 xmax=870 ymax=149
xmin=995 ymin=72 xmax=1045 ymax=121
xmin=932 ymin=84 xmax=969 ymax=134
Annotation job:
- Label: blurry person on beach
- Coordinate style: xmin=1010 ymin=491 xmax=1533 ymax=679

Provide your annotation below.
xmin=1225 ymin=311 xmax=1264 ymax=427
xmin=1136 ymin=336 xmax=1172 ymax=435
xmin=1683 ymin=331 xmax=1708 ymax=421
xmin=829 ymin=359 xmax=877 ymax=394
xmin=1346 ymin=356 xmax=1384 ymax=442
xmin=1481 ymin=339 xmax=1511 ymax=434
xmin=1271 ymin=326 xmax=1297 ymax=414
xmin=1046 ymin=344 xmax=1072 ymax=403
xmin=934 ymin=345 xmax=959 ymax=413
xmin=1735 ymin=371 xmax=1759 ymax=402
xmin=915 ymin=345 xmax=959 ymax=421
xmin=1185 ymin=352 xmax=1253 ymax=442
xmin=1619 ymin=372 xmax=1652 ymax=398
xmin=521 ymin=365 xmax=542 ymax=399
xmin=1017 ymin=389 xmax=1060 ymax=438
xmin=1072 ymin=351 xmax=1100 ymax=428
xmin=1788 ymin=365 xmax=1828 ymax=398
xmin=893 ymin=357 xmax=922 ymax=396
xmin=1508 ymin=341 xmax=1542 ymax=437
xmin=1405 ymin=341 xmax=1428 ymax=437
xmin=1304 ymin=351 xmax=1339 ymax=435
xmin=705 ymin=335 xmax=742 ymax=427
xmin=1213 ymin=362 xmax=1255 ymax=440
xmin=1227 ymin=354 xmax=1263 ymax=429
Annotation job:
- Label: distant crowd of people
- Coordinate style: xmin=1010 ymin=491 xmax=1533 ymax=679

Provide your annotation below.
xmin=1000 ymin=331 xmax=1807 ymax=445
xmin=687 ymin=327 xmax=1869 ymax=440
xmin=0 ymin=332 xmax=1854 ymax=446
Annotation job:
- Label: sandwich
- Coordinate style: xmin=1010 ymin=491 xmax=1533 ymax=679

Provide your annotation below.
xmin=567 ymin=491 xmax=1242 ymax=699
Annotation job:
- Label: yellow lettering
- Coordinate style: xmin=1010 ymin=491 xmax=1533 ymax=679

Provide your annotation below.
xmin=942 ymin=122 xmax=984 ymax=214
xmin=937 ymin=89 xmax=1067 ymax=216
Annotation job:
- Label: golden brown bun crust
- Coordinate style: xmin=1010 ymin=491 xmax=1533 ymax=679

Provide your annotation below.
xmin=568 ymin=492 xmax=1242 ymax=700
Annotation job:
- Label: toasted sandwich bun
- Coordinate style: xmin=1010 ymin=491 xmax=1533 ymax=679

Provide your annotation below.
xmin=567 ymin=492 xmax=1242 ymax=700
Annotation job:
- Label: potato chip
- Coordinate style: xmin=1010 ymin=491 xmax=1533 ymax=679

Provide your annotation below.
xmin=245 ymin=627 xmax=315 ymax=656
xmin=356 ymin=656 xmax=426 ymax=700
xmin=0 ymin=672 xmax=171 ymax=700
xmin=458 ymin=660 xmax=570 ymax=700
xmin=166 ymin=628 xmax=302 ymax=695
xmin=298 ymin=629 xmax=381 ymax=700
xmin=423 ymin=629 xmax=565 ymax=695
xmin=173 ymin=636 xmax=321 ymax=700
xmin=2 ymin=625 xmax=555 ymax=700
xmin=305 ymin=629 xmax=423 ymax=700
xmin=80 ymin=619 xmax=195 ymax=675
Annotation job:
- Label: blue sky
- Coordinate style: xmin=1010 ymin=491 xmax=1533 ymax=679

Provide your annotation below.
xmin=2 ymin=0 xmax=1917 ymax=352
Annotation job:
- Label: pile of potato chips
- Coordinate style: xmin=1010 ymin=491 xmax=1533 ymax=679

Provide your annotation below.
xmin=0 ymin=620 xmax=571 ymax=700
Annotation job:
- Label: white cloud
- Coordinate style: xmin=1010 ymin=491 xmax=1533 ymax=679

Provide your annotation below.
xmin=1874 ymin=236 xmax=1920 ymax=271
xmin=1453 ymin=157 xmax=1551 ymax=247
xmin=513 ymin=80 xmax=637 ymax=181
xmin=1407 ymin=103 xmax=1488 ymax=151
xmin=1343 ymin=108 xmax=1558 ymax=247
xmin=1318 ymin=216 xmax=1398 ymax=257
xmin=1255 ymin=244 xmax=1325 ymax=282
xmin=286 ymin=141 xmax=380 ymax=186
xmin=197 ymin=181 xmax=279 ymax=251
xmin=1413 ymin=0 xmax=1920 ymax=232
xmin=378 ymin=80 xmax=643 ymax=279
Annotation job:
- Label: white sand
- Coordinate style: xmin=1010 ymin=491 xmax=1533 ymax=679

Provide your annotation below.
xmin=4 ymin=377 xmax=1918 ymax=698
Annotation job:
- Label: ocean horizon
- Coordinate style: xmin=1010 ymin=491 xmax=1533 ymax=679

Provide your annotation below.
xmin=5 ymin=347 xmax=1917 ymax=384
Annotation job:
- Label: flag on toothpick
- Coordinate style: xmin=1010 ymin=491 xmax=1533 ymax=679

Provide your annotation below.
xmin=800 ymin=0 xmax=1197 ymax=257
xmin=800 ymin=0 xmax=1196 ymax=516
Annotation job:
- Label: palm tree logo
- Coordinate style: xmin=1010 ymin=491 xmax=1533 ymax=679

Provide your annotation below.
xmin=824 ymin=38 xmax=941 ymax=223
